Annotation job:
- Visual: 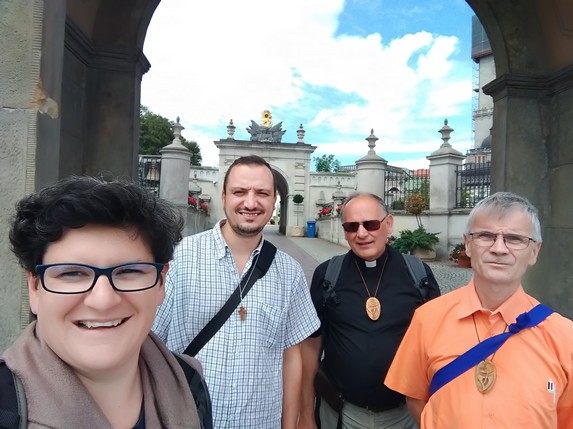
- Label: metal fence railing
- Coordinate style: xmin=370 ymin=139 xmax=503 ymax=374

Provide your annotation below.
xmin=384 ymin=168 xmax=430 ymax=211
xmin=138 ymin=155 xmax=161 ymax=196
xmin=455 ymin=161 xmax=491 ymax=208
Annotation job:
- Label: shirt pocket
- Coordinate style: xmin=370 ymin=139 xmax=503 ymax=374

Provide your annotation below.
xmin=251 ymin=302 xmax=284 ymax=348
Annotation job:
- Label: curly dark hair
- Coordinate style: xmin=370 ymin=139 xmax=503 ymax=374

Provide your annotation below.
xmin=9 ymin=176 xmax=184 ymax=272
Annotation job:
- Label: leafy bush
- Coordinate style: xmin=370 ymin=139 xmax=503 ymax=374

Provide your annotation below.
xmin=391 ymin=199 xmax=405 ymax=210
xmin=293 ymin=194 xmax=304 ymax=204
xmin=405 ymin=193 xmax=427 ymax=215
xmin=392 ymin=226 xmax=439 ymax=253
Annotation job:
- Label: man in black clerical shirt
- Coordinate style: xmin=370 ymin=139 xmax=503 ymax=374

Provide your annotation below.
xmin=299 ymin=193 xmax=440 ymax=429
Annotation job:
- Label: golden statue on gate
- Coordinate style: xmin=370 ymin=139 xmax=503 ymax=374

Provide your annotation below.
xmin=261 ymin=109 xmax=272 ymax=127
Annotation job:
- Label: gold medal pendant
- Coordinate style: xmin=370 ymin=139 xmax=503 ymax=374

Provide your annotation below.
xmin=475 ymin=360 xmax=496 ymax=393
xmin=365 ymin=297 xmax=381 ymax=321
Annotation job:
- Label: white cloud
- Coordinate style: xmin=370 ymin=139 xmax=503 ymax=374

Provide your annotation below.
xmin=141 ymin=0 xmax=473 ymax=168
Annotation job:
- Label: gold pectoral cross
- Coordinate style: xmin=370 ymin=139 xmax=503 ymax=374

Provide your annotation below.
xmin=239 ymin=306 xmax=247 ymax=321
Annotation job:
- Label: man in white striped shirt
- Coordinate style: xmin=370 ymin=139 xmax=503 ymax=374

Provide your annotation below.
xmin=153 ymin=155 xmax=319 ymax=429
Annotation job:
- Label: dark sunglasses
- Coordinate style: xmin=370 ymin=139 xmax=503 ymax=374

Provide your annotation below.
xmin=342 ymin=215 xmax=388 ymax=233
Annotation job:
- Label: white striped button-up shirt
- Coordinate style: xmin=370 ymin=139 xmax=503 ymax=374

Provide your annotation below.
xmin=153 ymin=222 xmax=320 ymax=429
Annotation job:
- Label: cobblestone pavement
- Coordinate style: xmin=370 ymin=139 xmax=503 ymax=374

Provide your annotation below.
xmin=425 ymin=261 xmax=473 ymax=294
xmin=264 ymin=226 xmax=472 ymax=294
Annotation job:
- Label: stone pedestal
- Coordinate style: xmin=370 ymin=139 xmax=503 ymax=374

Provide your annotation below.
xmin=160 ymin=120 xmax=190 ymax=206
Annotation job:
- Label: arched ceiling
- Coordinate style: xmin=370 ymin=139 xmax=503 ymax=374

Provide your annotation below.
xmin=467 ymin=0 xmax=573 ymax=75
xmin=66 ymin=0 xmax=160 ymax=49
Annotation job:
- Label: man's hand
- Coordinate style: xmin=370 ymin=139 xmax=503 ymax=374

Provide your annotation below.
xmin=282 ymin=344 xmax=302 ymax=429
xmin=406 ymin=396 xmax=426 ymax=426
xmin=297 ymin=336 xmax=322 ymax=429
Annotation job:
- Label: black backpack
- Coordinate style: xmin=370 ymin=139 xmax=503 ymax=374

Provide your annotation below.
xmin=321 ymin=253 xmax=433 ymax=307
xmin=0 ymin=355 xmax=213 ymax=429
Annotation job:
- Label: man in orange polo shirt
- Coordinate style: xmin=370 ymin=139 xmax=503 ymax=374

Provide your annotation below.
xmin=385 ymin=192 xmax=573 ymax=428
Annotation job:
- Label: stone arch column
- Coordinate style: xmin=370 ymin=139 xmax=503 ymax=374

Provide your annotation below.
xmin=468 ymin=0 xmax=573 ymax=317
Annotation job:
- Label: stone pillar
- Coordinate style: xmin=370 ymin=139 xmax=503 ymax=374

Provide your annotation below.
xmin=355 ymin=129 xmax=387 ymax=197
xmin=0 ymin=0 xmax=52 ymax=353
xmin=160 ymin=118 xmax=191 ymax=206
xmin=484 ymin=72 xmax=573 ymax=318
xmin=426 ymin=120 xmax=465 ymax=259
xmin=427 ymin=119 xmax=465 ymax=210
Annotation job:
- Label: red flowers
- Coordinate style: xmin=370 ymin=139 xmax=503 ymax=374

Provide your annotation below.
xmin=188 ymin=196 xmax=208 ymax=213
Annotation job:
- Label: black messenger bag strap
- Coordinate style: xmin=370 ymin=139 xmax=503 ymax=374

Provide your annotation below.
xmin=183 ymin=240 xmax=277 ymax=357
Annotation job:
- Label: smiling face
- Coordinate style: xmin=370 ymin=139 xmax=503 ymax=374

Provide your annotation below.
xmin=343 ymin=195 xmax=393 ymax=261
xmin=465 ymin=208 xmax=541 ymax=291
xmin=28 ymin=225 xmax=166 ymax=377
xmin=222 ymin=163 xmax=277 ymax=238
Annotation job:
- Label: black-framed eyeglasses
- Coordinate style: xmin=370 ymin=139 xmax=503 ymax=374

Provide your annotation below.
xmin=469 ymin=231 xmax=535 ymax=250
xmin=34 ymin=262 xmax=165 ymax=294
xmin=342 ymin=215 xmax=389 ymax=233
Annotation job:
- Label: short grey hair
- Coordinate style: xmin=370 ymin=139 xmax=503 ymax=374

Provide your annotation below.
xmin=465 ymin=192 xmax=542 ymax=242
xmin=341 ymin=193 xmax=389 ymax=222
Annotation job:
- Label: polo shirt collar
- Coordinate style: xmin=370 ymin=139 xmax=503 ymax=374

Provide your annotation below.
xmin=457 ymin=280 xmax=533 ymax=325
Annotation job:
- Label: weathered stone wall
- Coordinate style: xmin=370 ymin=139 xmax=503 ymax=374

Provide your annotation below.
xmin=0 ymin=0 xmax=44 ymax=353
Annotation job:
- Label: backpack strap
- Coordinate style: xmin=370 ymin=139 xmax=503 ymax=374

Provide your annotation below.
xmin=173 ymin=354 xmax=213 ymax=429
xmin=402 ymin=254 xmax=430 ymax=301
xmin=318 ymin=255 xmax=346 ymax=429
xmin=321 ymin=254 xmax=345 ymax=307
xmin=0 ymin=359 xmax=26 ymax=429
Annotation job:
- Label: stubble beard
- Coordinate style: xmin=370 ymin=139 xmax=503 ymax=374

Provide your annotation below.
xmin=230 ymin=221 xmax=265 ymax=237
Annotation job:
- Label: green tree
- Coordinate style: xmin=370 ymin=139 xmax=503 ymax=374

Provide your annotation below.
xmin=313 ymin=154 xmax=341 ymax=172
xmin=139 ymin=106 xmax=202 ymax=165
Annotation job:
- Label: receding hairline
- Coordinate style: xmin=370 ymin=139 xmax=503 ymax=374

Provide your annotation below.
xmin=341 ymin=193 xmax=389 ymax=222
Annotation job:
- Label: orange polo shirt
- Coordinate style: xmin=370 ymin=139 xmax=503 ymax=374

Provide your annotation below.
xmin=385 ymin=280 xmax=573 ymax=428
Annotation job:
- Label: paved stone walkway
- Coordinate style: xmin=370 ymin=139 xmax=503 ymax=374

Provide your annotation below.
xmin=263 ymin=226 xmax=472 ymax=294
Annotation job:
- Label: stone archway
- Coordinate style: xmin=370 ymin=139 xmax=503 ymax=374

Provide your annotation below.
xmin=466 ymin=0 xmax=573 ymax=316
xmin=214 ymin=136 xmax=316 ymax=237
xmin=273 ymin=169 xmax=289 ymax=235
xmin=2 ymin=0 xmax=573 ymax=351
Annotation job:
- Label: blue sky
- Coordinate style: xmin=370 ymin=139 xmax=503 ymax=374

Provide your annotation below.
xmin=142 ymin=0 xmax=476 ymax=170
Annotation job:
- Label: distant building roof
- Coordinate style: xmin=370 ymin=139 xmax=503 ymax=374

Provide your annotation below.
xmin=413 ymin=169 xmax=430 ymax=178
xmin=481 ymin=134 xmax=492 ymax=149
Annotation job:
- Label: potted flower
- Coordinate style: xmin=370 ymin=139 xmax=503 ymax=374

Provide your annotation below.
xmin=336 ymin=203 xmax=343 ymax=215
xmin=457 ymin=250 xmax=471 ymax=268
xmin=198 ymin=201 xmax=209 ymax=214
xmin=449 ymin=243 xmax=471 ymax=268
xmin=449 ymin=243 xmax=465 ymax=262
xmin=392 ymin=226 xmax=440 ymax=261
xmin=291 ymin=194 xmax=305 ymax=236
xmin=317 ymin=206 xmax=333 ymax=218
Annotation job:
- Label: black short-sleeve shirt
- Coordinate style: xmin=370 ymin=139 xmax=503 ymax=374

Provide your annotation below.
xmin=309 ymin=245 xmax=440 ymax=410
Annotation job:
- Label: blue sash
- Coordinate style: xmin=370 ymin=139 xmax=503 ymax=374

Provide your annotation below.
xmin=429 ymin=303 xmax=554 ymax=396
